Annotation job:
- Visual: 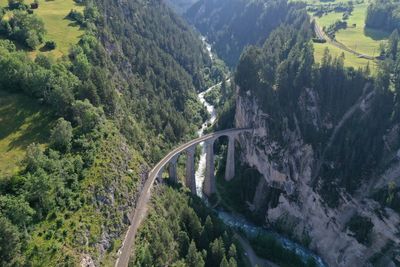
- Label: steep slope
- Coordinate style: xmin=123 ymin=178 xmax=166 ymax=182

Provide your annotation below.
xmin=231 ymin=6 xmax=400 ymax=267
xmin=185 ymin=0 xmax=297 ymax=67
xmin=92 ymin=0 xmax=212 ymax=148
xmin=0 ymin=0 xmax=213 ymax=265
xmin=165 ymin=0 xmax=198 ymax=14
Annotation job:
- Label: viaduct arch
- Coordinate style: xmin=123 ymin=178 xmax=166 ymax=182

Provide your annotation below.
xmin=115 ymin=128 xmax=252 ymax=267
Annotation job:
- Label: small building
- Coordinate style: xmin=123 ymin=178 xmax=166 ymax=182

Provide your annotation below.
xmin=30 ymin=2 xmax=39 ymax=9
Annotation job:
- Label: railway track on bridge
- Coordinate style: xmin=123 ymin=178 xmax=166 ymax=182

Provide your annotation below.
xmin=115 ymin=128 xmax=251 ymax=267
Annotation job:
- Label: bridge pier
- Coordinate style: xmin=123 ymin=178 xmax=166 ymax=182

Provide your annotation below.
xmin=156 ymin=166 xmax=164 ymax=183
xmin=203 ymin=139 xmax=216 ymax=197
xmin=168 ymin=154 xmax=179 ymax=183
xmin=224 ymin=135 xmax=235 ymax=181
xmin=185 ymin=146 xmax=196 ymax=194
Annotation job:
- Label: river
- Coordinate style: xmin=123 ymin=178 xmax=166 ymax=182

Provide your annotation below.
xmin=195 ymin=83 xmax=218 ymax=197
xmin=195 ymin=39 xmax=327 ymax=267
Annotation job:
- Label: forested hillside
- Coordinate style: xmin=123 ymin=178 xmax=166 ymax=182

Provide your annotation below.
xmin=366 ymin=0 xmax=400 ymax=32
xmin=2 ymin=0 xmax=400 ymax=265
xmin=0 ymin=0 xmax=214 ymax=265
xmin=232 ymin=1 xmax=400 ymax=264
xmin=132 ymin=185 xmax=245 ymax=267
xmin=165 ymin=0 xmax=198 ymax=14
xmin=186 ymin=0 xmax=302 ymax=67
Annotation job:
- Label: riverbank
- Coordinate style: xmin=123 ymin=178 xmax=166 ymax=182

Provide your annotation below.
xmin=194 ymin=39 xmax=328 ymax=265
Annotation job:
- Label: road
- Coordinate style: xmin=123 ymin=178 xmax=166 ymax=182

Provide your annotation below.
xmin=115 ymin=128 xmax=251 ymax=267
xmin=313 ymin=20 xmax=376 ymax=60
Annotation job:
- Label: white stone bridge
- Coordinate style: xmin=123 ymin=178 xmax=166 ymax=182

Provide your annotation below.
xmin=115 ymin=128 xmax=252 ymax=267
xmin=155 ymin=128 xmax=251 ymax=195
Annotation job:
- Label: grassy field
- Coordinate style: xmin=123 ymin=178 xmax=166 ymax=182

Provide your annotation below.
xmin=0 ymin=0 xmax=84 ymax=58
xmin=309 ymin=0 xmax=389 ymax=72
xmin=332 ymin=3 xmax=388 ymax=57
xmin=314 ymin=42 xmax=377 ymax=72
xmin=0 ymin=91 xmax=52 ymax=177
xmin=316 ymin=10 xmax=342 ymax=27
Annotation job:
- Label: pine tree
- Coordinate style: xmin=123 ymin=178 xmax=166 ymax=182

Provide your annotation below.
xmin=388 ymin=29 xmax=399 ymax=60
xmin=228 ymin=244 xmax=237 ymax=259
xmin=228 ymin=257 xmax=238 ymax=267
xmin=210 ymin=237 xmax=225 ymax=266
xmin=186 ymin=240 xmax=205 ymax=267
xmin=220 ymin=255 xmax=229 ymax=267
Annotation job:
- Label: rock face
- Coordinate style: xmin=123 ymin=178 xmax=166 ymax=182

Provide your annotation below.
xmin=235 ymin=87 xmax=400 ymax=267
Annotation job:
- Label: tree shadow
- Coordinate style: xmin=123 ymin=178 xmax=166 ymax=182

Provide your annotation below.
xmin=39 ymin=46 xmax=52 ymax=52
xmin=67 ymin=21 xmax=82 ymax=28
xmin=62 ymin=16 xmax=85 ymax=31
xmin=0 ymin=91 xmax=53 ymax=151
xmin=0 ymin=101 xmax=30 ymax=140
xmin=364 ymin=27 xmax=390 ymax=41
xmin=8 ymin=111 xmax=53 ymax=150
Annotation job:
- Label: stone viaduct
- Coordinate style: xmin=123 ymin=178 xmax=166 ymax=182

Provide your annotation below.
xmin=154 ymin=128 xmax=250 ymax=196
xmin=115 ymin=128 xmax=251 ymax=267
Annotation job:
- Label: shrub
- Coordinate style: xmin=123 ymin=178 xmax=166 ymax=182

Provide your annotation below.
xmin=50 ymin=118 xmax=73 ymax=152
xmin=312 ymin=38 xmax=327 ymax=43
xmin=68 ymin=9 xmax=84 ymax=25
xmin=8 ymin=0 xmax=25 ymax=10
xmin=44 ymin=40 xmax=56 ymax=50
xmin=1 ymin=11 xmax=46 ymax=49
xmin=346 ymin=214 xmax=374 ymax=245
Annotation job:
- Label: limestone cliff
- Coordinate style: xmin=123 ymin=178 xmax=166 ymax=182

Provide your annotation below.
xmin=235 ymin=87 xmax=400 ymax=266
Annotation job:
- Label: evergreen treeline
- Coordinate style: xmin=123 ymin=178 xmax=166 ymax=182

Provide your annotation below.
xmin=91 ymin=0 xmax=214 ymax=150
xmin=186 ymin=0 xmax=302 ymax=67
xmin=166 ymin=0 xmax=198 ymax=14
xmin=234 ymin=3 xmax=400 ymax=208
xmin=132 ymin=185 xmax=244 ymax=267
xmin=365 ymin=0 xmax=400 ymax=32
xmin=0 ymin=10 xmax=46 ymax=49
xmin=0 ymin=0 xmax=215 ymax=265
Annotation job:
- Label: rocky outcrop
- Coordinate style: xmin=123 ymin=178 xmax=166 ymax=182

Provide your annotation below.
xmin=235 ymin=88 xmax=400 ymax=266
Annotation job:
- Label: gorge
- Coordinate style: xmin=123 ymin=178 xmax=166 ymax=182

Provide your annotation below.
xmin=1 ymin=0 xmax=400 ymax=266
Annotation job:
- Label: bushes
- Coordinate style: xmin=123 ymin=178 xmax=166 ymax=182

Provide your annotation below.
xmin=44 ymin=40 xmax=56 ymax=50
xmin=312 ymin=38 xmax=327 ymax=43
xmin=72 ymin=99 xmax=104 ymax=133
xmin=67 ymin=9 xmax=85 ymax=25
xmin=67 ymin=5 xmax=99 ymax=27
xmin=8 ymin=0 xmax=26 ymax=10
xmin=325 ymin=20 xmax=348 ymax=39
xmin=0 ymin=11 xmax=46 ymax=49
xmin=50 ymin=118 xmax=73 ymax=152
xmin=204 ymin=86 xmax=221 ymax=106
xmin=0 ymin=215 xmax=22 ymax=267
xmin=346 ymin=214 xmax=374 ymax=245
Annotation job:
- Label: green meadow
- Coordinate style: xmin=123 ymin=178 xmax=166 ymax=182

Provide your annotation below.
xmin=320 ymin=3 xmax=388 ymax=57
xmin=309 ymin=0 xmax=390 ymax=72
xmin=0 ymin=91 xmax=52 ymax=177
xmin=0 ymin=0 xmax=84 ymax=58
xmin=313 ymin=42 xmax=376 ymax=72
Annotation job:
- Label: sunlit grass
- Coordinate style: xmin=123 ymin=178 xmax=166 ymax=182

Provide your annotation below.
xmin=0 ymin=0 xmax=84 ymax=58
xmin=0 ymin=90 xmax=52 ymax=177
xmin=313 ymin=2 xmax=389 ymax=58
xmin=315 ymin=11 xmax=342 ymax=28
xmin=313 ymin=42 xmax=377 ymax=73
xmin=334 ymin=3 xmax=389 ymax=57
xmin=307 ymin=0 xmax=387 ymax=72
